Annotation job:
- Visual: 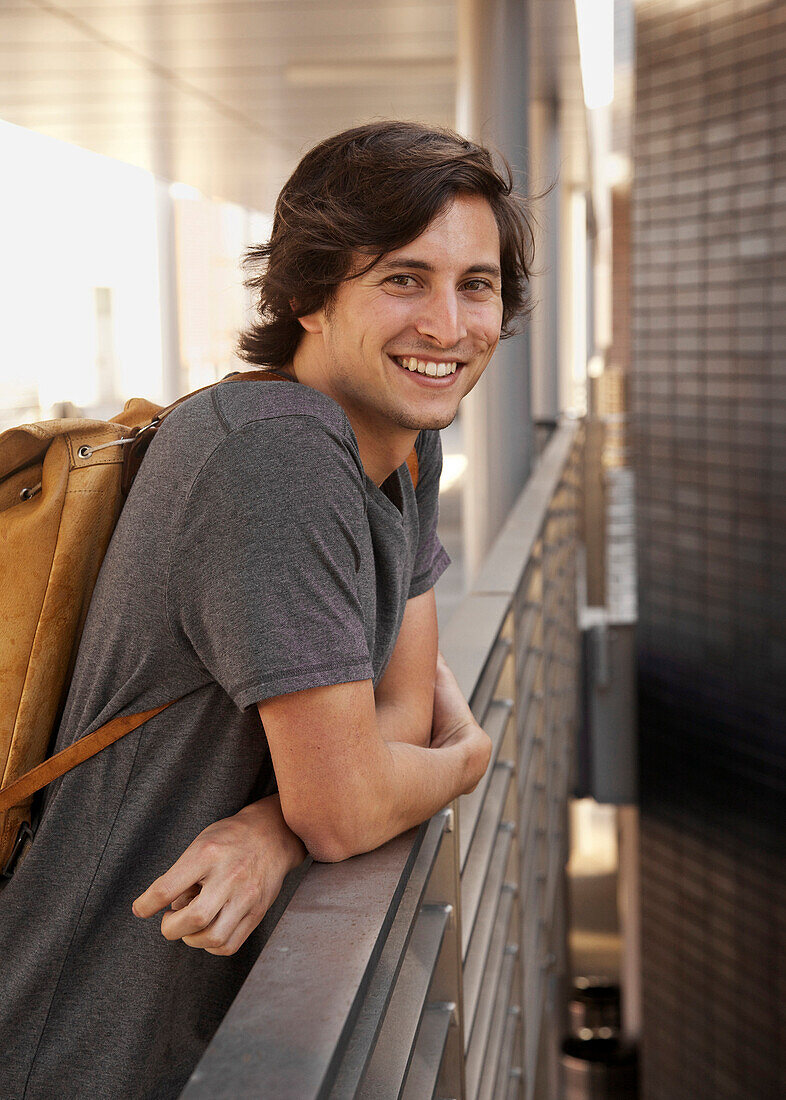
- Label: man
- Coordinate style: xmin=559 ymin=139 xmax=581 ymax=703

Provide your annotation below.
xmin=0 ymin=121 xmax=534 ymax=1098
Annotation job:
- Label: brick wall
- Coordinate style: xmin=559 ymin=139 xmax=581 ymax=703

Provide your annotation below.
xmin=632 ymin=1 xmax=786 ymax=1097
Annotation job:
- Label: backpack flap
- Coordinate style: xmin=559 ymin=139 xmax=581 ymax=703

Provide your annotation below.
xmin=109 ymin=398 xmax=162 ymax=428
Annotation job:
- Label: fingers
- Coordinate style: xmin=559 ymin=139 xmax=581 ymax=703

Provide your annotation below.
xmin=133 ymin=847 xmax=207 ymax=918
xmin=431 ymin=651 xmax=476 ymax=747
xmin=160 ymin=863 xmax=281 ymax=955
xmin=185 ymin=904 xmax=269 ymax=957
xmin=180 ymin=896 xmax=253 ymax=953
xmin=202 ymin=909 xmax=267 ymax=956
xmin=132 ymin=797 xmax=296 ymax=955
xmin=158 ymin=885 xmax=225 ymax=942
xmin=165 ymin=886 xmax=272 ymax=956
xmin=462 ymin=725 xmax=493 ymax=793
xmin=170 ymin=886 xmax=200 ymax=912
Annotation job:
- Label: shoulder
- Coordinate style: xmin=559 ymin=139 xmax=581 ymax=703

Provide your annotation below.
xmin=160 ymin=378 xmax=357 ymax=446
xmin=174 ymin=382 xmax=367 ymax=511
xmin=159 ymin=379 xmax=365 ymax=491
xmin=212 ymin=377 xmax=354 ymax=442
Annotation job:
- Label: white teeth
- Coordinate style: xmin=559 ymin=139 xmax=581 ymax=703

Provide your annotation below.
xmin=397 ymin=357 xmax=459 ymax=376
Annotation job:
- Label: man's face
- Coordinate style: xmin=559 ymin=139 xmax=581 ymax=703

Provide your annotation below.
xmin=299 ymin=193 xmax=504 ymax=434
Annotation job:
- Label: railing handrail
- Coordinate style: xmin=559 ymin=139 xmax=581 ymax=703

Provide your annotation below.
xmin=441 ymin=422 xmax=578 ymax=704
xmin=182 ymin=420 xmax=580 ymax=1100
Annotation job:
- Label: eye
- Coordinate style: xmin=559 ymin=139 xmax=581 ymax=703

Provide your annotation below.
xmin=462 ymin=278 xmax=494 ymax=293
xmin=385 ymin=274 xmax=419 ymax=288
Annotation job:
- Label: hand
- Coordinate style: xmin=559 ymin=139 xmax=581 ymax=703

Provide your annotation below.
xmin=430 ymin=652 xmax=492 ymax=794
xmin=132 ymin=794 xmax=306 ymax=956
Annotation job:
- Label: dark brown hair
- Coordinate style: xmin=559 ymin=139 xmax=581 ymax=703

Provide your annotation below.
xmin=239 ymin=120 xmax=535 ymax=369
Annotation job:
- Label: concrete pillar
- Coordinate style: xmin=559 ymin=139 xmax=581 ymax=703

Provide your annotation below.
xmin=154 ymin=179 xmax=183 ymax=403
xmin=529 ymin=96 xmax=562 ymax=422
xmin=457 ymin=0 xmax=533 ymax=579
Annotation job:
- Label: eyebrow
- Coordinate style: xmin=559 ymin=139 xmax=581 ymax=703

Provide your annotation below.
xmin=375 ymin=257 xmax=502 ymax=279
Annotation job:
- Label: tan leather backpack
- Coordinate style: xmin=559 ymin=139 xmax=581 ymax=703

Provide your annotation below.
xmin=0 ymin=370 xmax=419 ymax=877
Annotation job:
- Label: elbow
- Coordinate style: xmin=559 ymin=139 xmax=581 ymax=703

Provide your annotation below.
xmin=281 ymin=804 xmax=364 ymax=864
xmin=305 ymin=834 xmax=356 ymax=864
xmin=296 ymin=817 xmax=354 ymax=863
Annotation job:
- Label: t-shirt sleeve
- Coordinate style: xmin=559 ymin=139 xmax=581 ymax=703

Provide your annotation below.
xmin=408 ymin=429 xmax=451 ymax=599
xmin=166 ymin=416 xmax=374 ymax=709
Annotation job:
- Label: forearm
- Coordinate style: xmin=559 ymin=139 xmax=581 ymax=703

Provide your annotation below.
xmin=301 ymin=731 xmax=479 ymax=863
xmin=235 ymin=794 xmax=307 ymax=874
xmin=263 ymin=655 xmax=490 ymax=865
xmin=363 ymin=738 xmax=470 ymax=852
xmin=374 ymin=697 xmax=432 ymax=747
xmin=372 ymin=589 xmax=438 ymax=748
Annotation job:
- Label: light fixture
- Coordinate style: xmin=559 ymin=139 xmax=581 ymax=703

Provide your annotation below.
xmin=574 ymin=0 xmax=614 ymax=110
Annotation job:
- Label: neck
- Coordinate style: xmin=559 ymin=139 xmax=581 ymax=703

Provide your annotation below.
xmin=347 ymin=418 xmax=418 ymax=487
xmin=288 ymin=349 xmax=417 ymax=487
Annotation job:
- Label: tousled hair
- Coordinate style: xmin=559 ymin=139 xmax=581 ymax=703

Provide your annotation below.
xmin=239 ymin=121 xmax=535 ymax=369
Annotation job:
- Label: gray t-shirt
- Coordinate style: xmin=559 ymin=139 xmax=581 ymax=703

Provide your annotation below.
xmin=0 ymin=379 xmax=449 ymax=1100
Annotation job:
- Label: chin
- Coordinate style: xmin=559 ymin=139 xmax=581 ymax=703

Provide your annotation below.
xmin=393 ymin=408 xmax=458 ymax=432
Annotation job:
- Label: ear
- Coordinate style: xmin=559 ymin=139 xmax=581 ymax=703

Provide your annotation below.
xmin=291 ymin=297 xmax=325 ymax=335
xmin=296 ymin=308 xmax=325 ymax=335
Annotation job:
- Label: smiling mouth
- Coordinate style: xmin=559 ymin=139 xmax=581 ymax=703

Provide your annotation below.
xmin=392 ymin=355 xmax=462 ymax=377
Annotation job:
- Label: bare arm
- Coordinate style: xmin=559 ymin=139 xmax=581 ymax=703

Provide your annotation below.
xmin=373 ymin=589 xmax=439 ymax=747
xmin=134 ymin=598 xmax=487 ymax=949
xmin=259 ymin=653 xmax=489 ymax=863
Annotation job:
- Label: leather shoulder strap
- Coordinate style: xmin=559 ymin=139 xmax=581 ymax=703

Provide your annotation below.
xmin=406 ymin=446 xmax=419 ymax=490
xmin=0 ymin=701 xmax=176 ymax=813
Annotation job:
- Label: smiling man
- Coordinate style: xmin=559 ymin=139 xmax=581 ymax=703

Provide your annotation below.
xmin=292 ymin=192 xmax=503 ymax=443
xmin=0 ymin=122 xmax=535 ymax=1099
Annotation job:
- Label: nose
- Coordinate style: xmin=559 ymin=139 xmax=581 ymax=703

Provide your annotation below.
xmin=414 ymin=286 xmax=468 ymax=348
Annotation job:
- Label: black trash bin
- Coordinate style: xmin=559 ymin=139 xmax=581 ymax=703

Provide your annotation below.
xmin=569 ymin=977 xmax=623 ymax=1036
xmin=561 ymin=1035 xmax=638 ymax=1100
xmin=561 ymin=978 xmax=638 ymax=1099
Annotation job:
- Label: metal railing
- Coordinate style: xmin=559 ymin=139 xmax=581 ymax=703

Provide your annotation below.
xmin=183 ymin=422 xmax=583 ymax=1100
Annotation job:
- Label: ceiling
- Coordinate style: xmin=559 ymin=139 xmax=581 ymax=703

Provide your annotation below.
xmin=0 ymin=0 xmax=587 ymax=212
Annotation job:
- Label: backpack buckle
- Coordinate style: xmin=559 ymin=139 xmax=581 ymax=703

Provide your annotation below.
xmin=1 ymin=821 xmax=34 ymax=881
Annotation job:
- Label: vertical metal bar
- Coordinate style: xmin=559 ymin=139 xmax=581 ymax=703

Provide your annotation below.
xmin=428 ymin=803 xmax=468 ymax=1100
